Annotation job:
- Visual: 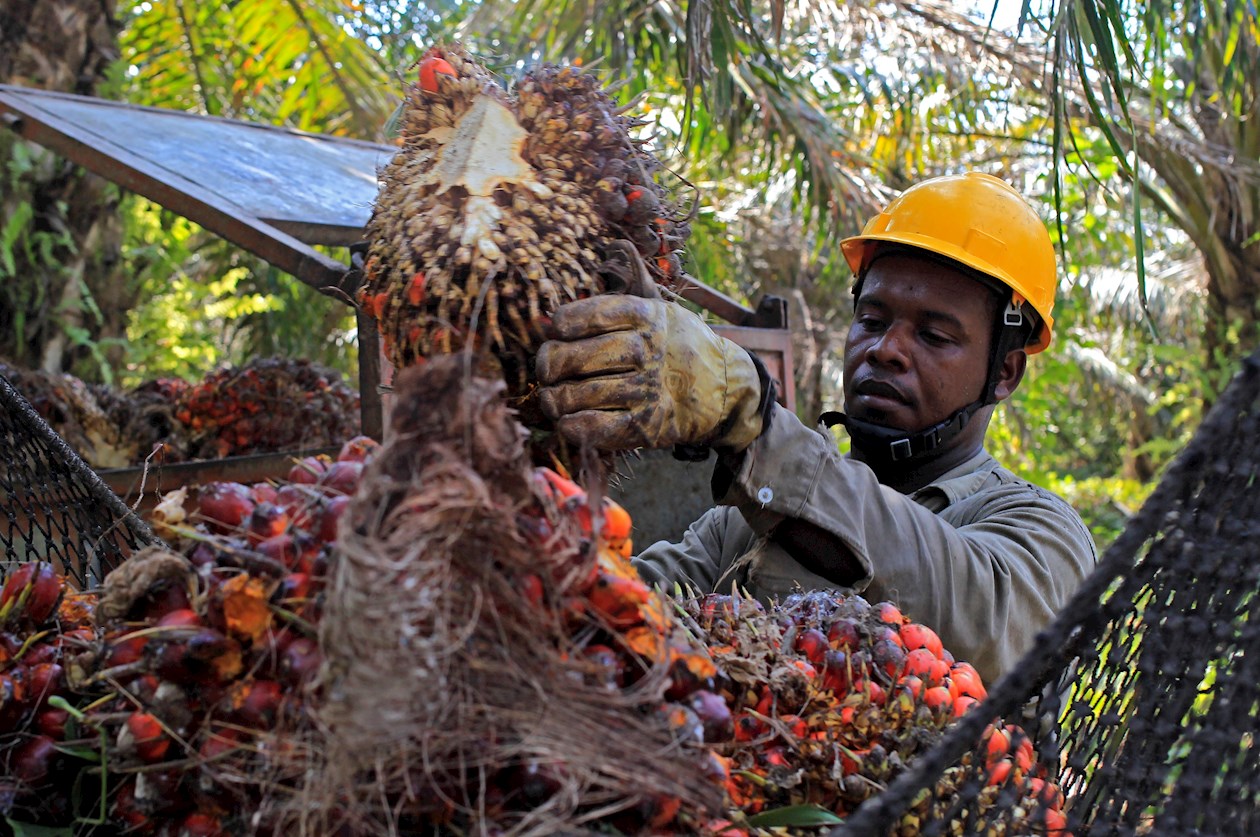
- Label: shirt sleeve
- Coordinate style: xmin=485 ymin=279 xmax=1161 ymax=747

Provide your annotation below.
xmin=632 ymin=506 xmax=757 ymax=596
xmin=714 ymin=403 xmax=1099 ymax=683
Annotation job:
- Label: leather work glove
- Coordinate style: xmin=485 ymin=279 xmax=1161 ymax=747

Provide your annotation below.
xmin=536 ymin=295 xmax=765 ymax=453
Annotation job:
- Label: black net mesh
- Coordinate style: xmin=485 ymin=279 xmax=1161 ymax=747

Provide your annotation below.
xmin=837 ymin=350 xmax=1260 ymax=837
xmin=1 ymin=372 xmax=158 ymax=588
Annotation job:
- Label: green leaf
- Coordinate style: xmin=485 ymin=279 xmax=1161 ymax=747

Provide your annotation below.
xmin=5 ymin=819 xmax=76 ymax=837
xmin=746 ymin=804 xmax=845 ymax=827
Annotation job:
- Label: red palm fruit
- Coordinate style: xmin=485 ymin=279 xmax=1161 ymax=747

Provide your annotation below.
xmin=876 ymin=601 xmax=904 ymax=625
xmin=287 ymin=456 xmax=329 ymax=485
xmin=899 ymin=622 xmax=944 ymax=657
xmin=865 ymin=680 xmax=887 ymax=704
xmin=179 ymin=812 xmax=226 ymax=837
xmin=793 ymin=628 xmax=829 ymax=664
xmin=1030 ymin=777 xmax=1065 ymax=810
xmin=249 ymin=482 xmax=278 ymax=504
xmin=789 ymin=659 xmax=817 ymax=679
xmin=1008 ymin=727 xmax=1035 ymax=772
xmin=827 ymin=617 xmax=861 ymax=651
xmin=280 ymin=637 xmax=321 ymax=686
xmin=417 ymin=56 xmax=457 ymax=92
xmin=112 ymin=779 xmax=152 ymax=833
xmin=127 ymin=711 xmax=171 ymax=763
xmin=35 ymin=706 xmax=69 ymax=739
xmin=733 ymin=712 xmax=766 ymax=742
xmin=689 ymin=689 xmax=734 ymax=742
xmin=903 ymin=648 xmax=948 ymax=685
xmin=199 ymin=727 xmax=242 ymax=761
xmin=0 ymin=563 xmax=63 ymax=627
xmin=519 ymin=573 xmax=545 ymax=608
xmin=923 ymin=685 xmax=953 ymax=713
xmin=196 ymin=482 xmax=256 ymax=532
xmin=986 ymin=757 xmax=1014 ymax=786
xmin=537 ymin=467 xmax=584 ymax=501
xmin=949 ymin=664 xmax=987 ymax=701
xmin=27 ymin=662 xmax=63 ymax=704
xmin=952 ymin=695 xmax=978 ymax=717
xmin=1043 ymin=808 xmax=1069 ymax=835
xmin=107 ymin=632 xmax=149 ymax=667
xmin=337 ymin=435 xmax=380 ymax=463
xmin=247 ymin=502 xmax=290 ymax=545
xmin=317 ymin=494 xmax=351 ymax=543
xmin=896 ymin=674 xmax=925 ymax=700
xmin=586 ymin=572 xmax=651 ymax=629
xmin=157 ymin=608 xmax=202 ymax=629
xmin=275 ymin=572 xmax=312 ymax=604
xmin=985 ymin=726 xmax=1011 ymax=763
xmin=761 ymin=745 xmax=790 ymax=768
xmin=21 ymin=641 xmax=55 ymax=666
xmin=319 ymin=460 xmax=364 ymax=495
xmin=778 ymin=713 xmax=808 ymax=739
xmin=646 ymin=794 xmax=683 ymax=829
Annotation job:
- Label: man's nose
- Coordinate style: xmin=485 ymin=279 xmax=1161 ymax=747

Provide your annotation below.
xmin=866 ymin=324 xmax=911 ymax=369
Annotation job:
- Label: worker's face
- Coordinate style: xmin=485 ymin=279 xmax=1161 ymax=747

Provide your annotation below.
xmin=842 ymin=254 xmax=997 ymax=434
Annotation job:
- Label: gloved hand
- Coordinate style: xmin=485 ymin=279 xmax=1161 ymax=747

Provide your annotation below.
xmin=536 ymin=295 xmax=765 ymax=453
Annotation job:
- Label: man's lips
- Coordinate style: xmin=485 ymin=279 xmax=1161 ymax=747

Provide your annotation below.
xmin=853 ymin=379 xmax=911 ymax=408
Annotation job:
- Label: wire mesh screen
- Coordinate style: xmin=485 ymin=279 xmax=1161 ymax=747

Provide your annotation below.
xmin=1 ymin=372 xmax=157 ymax=588
xmin=837 ymin=350 xmax=1260 ymax=837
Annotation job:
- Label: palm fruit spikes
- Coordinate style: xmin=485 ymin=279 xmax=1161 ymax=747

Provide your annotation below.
xmin=361 ymin=44 xmax=690 ymax=389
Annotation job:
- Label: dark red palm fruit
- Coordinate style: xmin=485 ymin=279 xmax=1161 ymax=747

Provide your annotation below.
xmin=827 ymin=617 xmax=861 ymax=651
xmin=249 ymin=482 xmax=278 ymax=505
xmin=336 ymin=435 xmax=380 ymax=463
xmin=0 ymin=563 xmax=63 ymax=627
xmin=274 ymin=572 xmax=312 ymax=606
xmin=319 ymin=460 xmax=364 ymax=496
xmin=35 ymin=706 xmax=69 ymax=739
xmin=196 ymin=482 xmax=256 ymax=532
xmin=198 ymin=726 xmax=242 ymax=762
xmin=26 ymin=662 xmax=64 ymax=705
xmin=127 ymin=711 xmax=171 ymax=763
xmin=154 ymin=629 xmax=237 ymax=684
xmin=870 ymin=637 xmax=907 ymax=681
xmin=247 ymin=502 xmax=290 ymax=545
xmin=113 ymin=778 xmax=153 ymax=833
xmin=581 ymin=644 xmax=625 ymax=690
xmin=316 ymin=494 xmax=351 ymax=543
xmin=231 ymin=679 xmax=284 ymax=727
xmin=821 ymin=649 xmax=852 ymax=696
xmin=689 ymin=689 xmax=734 ymax=743
xmin=287 ymin=455 xmax=330 ymax=485
xmin=733 ymin=712 xmax=767 ymax=743
xmin=279 ymin=637 xmax=321 ymax=687
xmin=256 ymin=534 xmax=300 ymax=570
xmin=135 ymin=580 xmax=193 ymax=622
xmin=8 ymin=734 xmax=60 ymax=786
xmin=106 ymin=632 xmax=149 ymax=668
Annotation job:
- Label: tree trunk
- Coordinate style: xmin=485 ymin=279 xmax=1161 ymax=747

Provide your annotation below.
xmin=0 ymin=0 xmax=134 ymax=380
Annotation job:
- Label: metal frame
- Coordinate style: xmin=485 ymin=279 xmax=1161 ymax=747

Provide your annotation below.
xmin=0 ymin=85 xmax=795 ymax=498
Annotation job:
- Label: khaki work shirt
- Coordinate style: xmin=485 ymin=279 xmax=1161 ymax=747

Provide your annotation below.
xmin=634 ymin=403 xmax=1099 ymax=684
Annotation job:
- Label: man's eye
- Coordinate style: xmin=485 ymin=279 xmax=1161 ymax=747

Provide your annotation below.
xmin=858 ymin=316 xmax=885 ymax=331
xmin=921 ymin=331 xmax=952 ymax=346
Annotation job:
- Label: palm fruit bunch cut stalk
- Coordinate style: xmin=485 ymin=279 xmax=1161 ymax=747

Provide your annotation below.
xmin=92 ymin=376 xmax=191 ymax=465
xmin=0 ymin=360 xmax=137 ymax=469
xmin=0 ymin=434 xmax=376 ymax=835
xmin=361 ymin=44 xmax=691 ymax=402
xmin=174 ymin=356 xmax=360 ymax=459
xmin=306 ymin=355 xmax=724 ymax=835
xmin=689 ymin=590 xmax=1070 ymax=836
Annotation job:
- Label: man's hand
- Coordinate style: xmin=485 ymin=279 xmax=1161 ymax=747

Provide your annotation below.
xmin=536 ymin=296 xmax=764 ymax=453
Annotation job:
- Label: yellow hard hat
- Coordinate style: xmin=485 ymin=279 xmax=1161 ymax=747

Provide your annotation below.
xmin=840 ymin=171 xmax=1057 ymax=353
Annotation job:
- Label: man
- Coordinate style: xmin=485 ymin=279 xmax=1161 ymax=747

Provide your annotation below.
xmin=536 ymin=172 xmax=1097 ymax=683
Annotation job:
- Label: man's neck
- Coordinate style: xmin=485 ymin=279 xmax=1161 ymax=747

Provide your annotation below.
xmin=852 ymin=440 xmax=985 ymax=493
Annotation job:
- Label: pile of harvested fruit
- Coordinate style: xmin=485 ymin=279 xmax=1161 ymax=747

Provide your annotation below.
xmin=1 ymin=359 xmax=1067 ymax=835
xmin=1 ymin=356 xmax=360 ymax=469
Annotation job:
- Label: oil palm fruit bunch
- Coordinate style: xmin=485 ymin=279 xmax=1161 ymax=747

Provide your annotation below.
xmin=688 ymin=590 xmax=1069 ymax=835
xmin=361 ymin=44 xmax=690 ymax=397
xmin=92 ymin=376 xmax=190 ymax=465
xmin=312 ymin=357 xmax=722 ymax=835
xmin=174 ymin=357 xmax=360 ymax=459
xmin=0 ymin=361 xmax=134 ymax=469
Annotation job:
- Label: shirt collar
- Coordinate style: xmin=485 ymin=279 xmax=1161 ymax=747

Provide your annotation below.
xmin=908 ymin=448 xmax=999 ymax=507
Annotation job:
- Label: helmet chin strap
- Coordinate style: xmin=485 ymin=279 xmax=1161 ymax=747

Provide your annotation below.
xmin=820 ymin=401 xmax=984 ymax=464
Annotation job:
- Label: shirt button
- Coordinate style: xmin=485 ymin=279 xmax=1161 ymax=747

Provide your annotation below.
xmin=756 ymin=486 xmax=774 ymax=504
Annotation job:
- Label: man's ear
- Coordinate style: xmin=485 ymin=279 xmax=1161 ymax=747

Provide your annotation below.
xmin=992 ymin=349 xmax=1027 ymax=402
